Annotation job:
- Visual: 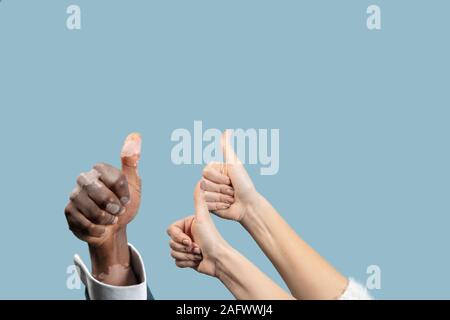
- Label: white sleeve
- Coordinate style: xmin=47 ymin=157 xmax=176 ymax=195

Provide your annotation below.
xmin=339 ymin=278 xmax=373 ymax=300
xmin=73 ymin=243 xmax=147 ymax=300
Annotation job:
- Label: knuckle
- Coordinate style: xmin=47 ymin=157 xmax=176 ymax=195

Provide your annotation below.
xmin=116 ymin=177 xmax=127 ymax=188
xmin=96 ymin=210 xmax=107 ymax=223
xmin=106 ymin=196 xmax=116 ymax=204
xmin=93 ymin=162 xmax=105 ymax=170
xmin=95 ymin=192 xmax=110 ymax=207
xmin=87 ymin=223 xmax=96 ymax=234
xmin=76 ymin=175 xmax=84 ymax=186
xmin=98 ymin=208 xmax=106 ymax=218
xmin=80 ymin=181 xmax=97 ymax=195
xmin=170 ymin=241 xmax=179 ymax=250
xmin=94 ymin=162 xmax=115 ymax=172
xmin=69 ymin=189 xmax=79 ymax=201
xmin=80 ymin=183 xmax=89 ymax=192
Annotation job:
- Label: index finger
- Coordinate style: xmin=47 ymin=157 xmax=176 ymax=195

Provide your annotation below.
xmin=167 ymin=219 xmax=192 ymax=247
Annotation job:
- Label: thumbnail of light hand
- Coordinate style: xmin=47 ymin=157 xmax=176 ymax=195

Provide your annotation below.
xmin=201 ymin=131 xmax=349 ymax=300
xmin=64 ymin=133 xmax=142 ymax=286
xmin=167 ymin=182 xmax=293 ymax=300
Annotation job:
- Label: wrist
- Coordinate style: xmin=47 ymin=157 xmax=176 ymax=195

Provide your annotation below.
xmin=213 ymin=244 xmax=238 ymax=280
xmin=239 ymin=191 xmax=265 ymax=225
xmin=239 ymin=192 xmax=276 ymax=248
xmin=88 ymin=227 xmax=137 ymax=286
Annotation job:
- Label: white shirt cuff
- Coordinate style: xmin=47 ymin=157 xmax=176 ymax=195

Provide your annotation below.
xmin=74 ymin=243 xmax=147 ymax=300
xmin=339 ymin=278 xmax=373 ymax=300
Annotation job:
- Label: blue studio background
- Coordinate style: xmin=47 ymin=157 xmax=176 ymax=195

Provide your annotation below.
xmin=0 ymin=0 xmax=449 ymax=299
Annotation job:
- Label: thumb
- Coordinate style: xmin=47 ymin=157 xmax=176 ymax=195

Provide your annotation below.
xmin=221 ymin=130 xmax=240 ymax=165
xmin=194 ymin=181 xmax=210 ymax=222
xmin=121 ymin=132 xmax=142 ymax=188
xmin=221 ymin=130 xmax=254 ymax=192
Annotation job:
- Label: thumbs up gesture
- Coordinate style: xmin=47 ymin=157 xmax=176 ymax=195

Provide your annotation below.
xmin=201 ymin=130 xmax=258 ymax=222
xmin=64 ymin=133 xmax=142 ymax=247
xmin=167 ymin=181 xmax=231 ymax=277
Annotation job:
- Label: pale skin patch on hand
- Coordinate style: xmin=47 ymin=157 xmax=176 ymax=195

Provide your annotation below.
xmin=77 ymin=169 xmax=101 ymax=187
xmin=94 ymin=263 xmax=134 ymax=285
xmin=70 ymin=186 xmax=81 ymax=199
xmin=121 ymin=133 xmax=141 ymax=167
xmin=72 ymin=167 xmax=125 ymax=216
xmin=70 ymin=169 xmax=102 ymax=200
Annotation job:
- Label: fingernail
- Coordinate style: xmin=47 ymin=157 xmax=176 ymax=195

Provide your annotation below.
xmin=120 ymin=197 xmax=130 ymax=205
xmin=113 ymin=216 xmax=119 ymax=224
xmin=119 ymin=206 xmax=126 ymax=215
xmin=106 ymin=203 xmax=120 ymax=215
xmin=193 ymin=248 xmax=201 ymax=254
xmin=194 ymin=255 xmax=203 ymax=261
xmin=182 ymin=239 xmax=190 ymax=246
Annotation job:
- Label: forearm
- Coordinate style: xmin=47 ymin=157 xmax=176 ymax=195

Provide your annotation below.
xmin=215 ymin=245 xmax=293 ymax=300
xmin=241 ymin=193 xmax=348 ymax=300
xmin=89 ymin=227 xmax=138 ymax=286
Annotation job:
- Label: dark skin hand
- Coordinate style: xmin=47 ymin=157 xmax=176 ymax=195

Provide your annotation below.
xmin=64 ymin=133 xmax=142 ymax=286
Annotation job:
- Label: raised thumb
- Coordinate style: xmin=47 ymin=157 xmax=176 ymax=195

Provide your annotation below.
xmin=121 ymin=132 xmax=142 ymax=187
xmin=194 ymin=181 xmax=210 ymax=222
xmin=221 ymin=130 xmax=240 ymax=165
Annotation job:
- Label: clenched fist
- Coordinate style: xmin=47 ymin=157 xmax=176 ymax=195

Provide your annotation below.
xmin=64 ymin=133 xmax=142 ymax=286
xmin=167 ymin=182 xmax=231 ymax=277
xmin=202 ymin=131 xmax=258 ymax=222
xmin=64 ymin=133 xmax=142 ymax=247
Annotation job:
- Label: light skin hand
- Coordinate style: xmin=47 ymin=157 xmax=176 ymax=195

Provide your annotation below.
xmin=167 ymin=182 xmax=293 ymax=299
xmin=167 ymin=215 xmax=203 ymax=270
xmin=201 ymin=131 xmax=349 ymax=300
xmin=201 ymin=131 xmax=259 ymax=221
xmin=167 ymin=182 xmax=230 ymax=277
xmin=64 ymin=133 xmax=142 ymax=286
